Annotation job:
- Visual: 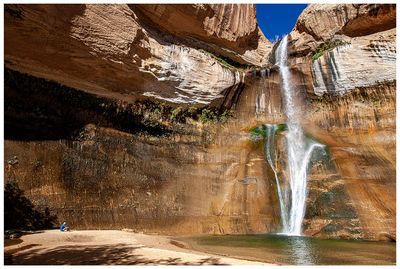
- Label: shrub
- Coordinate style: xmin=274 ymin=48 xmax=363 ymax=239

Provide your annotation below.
xmin=312 ymin=48 xmax=324 ymax=61
xmin=311 ymin=39 xmax=350 ymax=61
xmin=250 ymin=125 xmax=266 ymax=140
xmin=170 ymin=107 xmax=184 ymax=123
xmin=199 ymin=108 xmax=218 ymax=123
xmin=199 ymin=49 xmax=255 ymax=71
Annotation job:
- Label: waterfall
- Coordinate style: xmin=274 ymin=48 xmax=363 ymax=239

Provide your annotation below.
xmin=264 ymin=124 xmax=288 ymax=229
xmin=269 ymin=35 xmax=324 ymax=235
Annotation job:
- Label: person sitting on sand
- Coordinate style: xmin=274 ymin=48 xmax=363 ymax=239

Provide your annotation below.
xmin=60 ymin=222 xmax=70 ymax=232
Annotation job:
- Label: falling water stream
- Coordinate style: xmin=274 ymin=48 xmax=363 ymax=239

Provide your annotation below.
xmin=270 ymin=35 xmax=324 ymax=235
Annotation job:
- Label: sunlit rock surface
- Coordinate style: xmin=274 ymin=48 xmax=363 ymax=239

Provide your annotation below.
xmin=285 ymin=3 xmax=396 ymax=240
xmin=131 ymin=4 xmax=271 ymax=66
xmin=5 ymin=4 xmax=269 ymax=105
xmin=302 ymin=82 xmax=396 ymax=240
xmin=295 ymin=4 xmax=396 ymax=41
xmin=290 ymin=4 xmax=396 ymax=96
xmin=310 ymin=29 xmax=395 ymax=96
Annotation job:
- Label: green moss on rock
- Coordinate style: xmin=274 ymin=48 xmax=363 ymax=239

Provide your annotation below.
xmin=311 ymin=39 xmax=350 ymax=61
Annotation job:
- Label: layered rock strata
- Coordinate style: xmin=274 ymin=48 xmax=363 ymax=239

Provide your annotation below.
xmin=286 ymin=4 xmax=396 ymax=240
xmin=5 ymin=4 xmax=270 ymax=105
xmin=4 ymin=68 xmax=281 ymax=234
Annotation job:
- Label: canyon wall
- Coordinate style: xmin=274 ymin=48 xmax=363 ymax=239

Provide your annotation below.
xmin=4 ymin=67 xmax=283 ymax=235
xmin=5 ymin=4 xmax=270 ymax=105
xmin=4 ymin=4 xmax=396 ymax=240
xmin=4 ymin=4 xmax=278 ymax=235
xmin=288 ymin=4 xmax=396 ymax=240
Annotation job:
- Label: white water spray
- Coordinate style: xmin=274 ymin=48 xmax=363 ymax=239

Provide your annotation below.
xmin=269 ymin=35 xmax=324 ymax=235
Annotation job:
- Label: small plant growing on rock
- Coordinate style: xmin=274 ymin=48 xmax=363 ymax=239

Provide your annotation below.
xmin=199 ymin=108 xmax=218 ymax=123
xmin=170 ymin=107 xmax=184 ymax=123
xmin=199 ymin=49 xmax=255 ymax=71
xmin=311 ymin=39 xmax=350 ymax=61
xmin=312 ymin=47 xmax=325 ymax=61
xmin=250 ymin=125 xmax=266 ymax=140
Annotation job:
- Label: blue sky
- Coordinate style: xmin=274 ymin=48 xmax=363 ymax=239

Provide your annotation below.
xmin=256 ymin=4 xmax=308 ymax=42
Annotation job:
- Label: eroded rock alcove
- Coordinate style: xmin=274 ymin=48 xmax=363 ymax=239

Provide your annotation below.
xmin=4 ymin=4 xmax=396 ymax=241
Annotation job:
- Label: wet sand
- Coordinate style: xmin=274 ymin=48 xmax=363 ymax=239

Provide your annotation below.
xmin=4 ymin=230 xmax=270 ymax=265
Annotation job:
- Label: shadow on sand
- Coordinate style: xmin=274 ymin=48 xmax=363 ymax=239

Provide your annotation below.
xmin=5 ymin=243 xmax=229 ymax=265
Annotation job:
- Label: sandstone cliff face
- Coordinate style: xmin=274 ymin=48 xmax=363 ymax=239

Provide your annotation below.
xmin=4 ymin=68 xmax=281 ymax=234
xmin=285 ymin=4 xmax=396 ymax=240
xmin=304 ymin=28 xmax=394 ymax=96
xmin=4 ymin=4 xmax=396 ymax=241
xmin=303 ymin=83 xmax=396 ymax=240
xmin=131 ymin=4 xmax=270 ymax=66
xmin=290 ymin=4 xmax=396 ymax=96
xmin=5 ymin=4 xmax=269 ymax=105
xmin=294 ymin=4 xmax=396 ymax=43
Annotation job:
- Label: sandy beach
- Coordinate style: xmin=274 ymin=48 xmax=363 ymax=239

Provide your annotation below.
xmin=4 ymin=230 xmax=270 ymax=265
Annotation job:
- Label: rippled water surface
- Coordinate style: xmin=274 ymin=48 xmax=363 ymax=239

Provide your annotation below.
xmin=179 ymin=234 xmax=396 ymax=265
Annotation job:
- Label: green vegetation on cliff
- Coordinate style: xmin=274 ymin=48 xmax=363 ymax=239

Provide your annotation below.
xmin=4 ymin=68 xmax=233 ymax=140
xmin=129 ymin=99 xmax=233 ymax=125
xmin=200 ymin=49 xmax=255 ymax=71
xmin=249 ymin=123 xmax=286 ymax=140
xmin=311 ymin=39 xmax=350 ymax=61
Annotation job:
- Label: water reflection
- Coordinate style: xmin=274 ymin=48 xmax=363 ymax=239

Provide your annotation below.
xmin=188 ymin=234 xmax=396 ymax=265
xmin=286 ymin=235 xmax=315 ymax=265
xmin=271 ymin=234 xmax=315 ymax=264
